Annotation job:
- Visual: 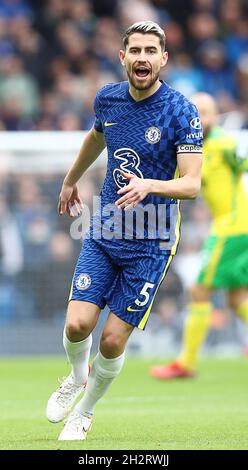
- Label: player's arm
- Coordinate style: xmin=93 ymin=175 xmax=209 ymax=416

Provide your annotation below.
xmin=116 ymin=153 xmax=202 ymax=209
xmin=58 ymin=128 xmax=105 ymax=216
xmin=149 ymin=152 xmax=202 ymax=199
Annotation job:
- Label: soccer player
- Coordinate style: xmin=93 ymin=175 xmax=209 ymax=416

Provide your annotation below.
xmin=150 ymin=92 xmax=248 ymax=380
xmin=46 ymin=21 xmax=203 ymax=441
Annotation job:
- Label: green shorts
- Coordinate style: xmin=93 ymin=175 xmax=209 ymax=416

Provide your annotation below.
xmin=198 ymin=234 xmax=248 ymax=289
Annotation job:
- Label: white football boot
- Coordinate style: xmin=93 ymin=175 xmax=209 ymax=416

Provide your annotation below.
xmin=58 ymin=410 xmax=93 ymax=441
xmin=46 ymin=373 xmax=86 ymax=423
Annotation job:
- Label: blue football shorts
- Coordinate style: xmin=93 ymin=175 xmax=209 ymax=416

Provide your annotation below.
xmin=69 ymin=237 xmax=173 ymax=330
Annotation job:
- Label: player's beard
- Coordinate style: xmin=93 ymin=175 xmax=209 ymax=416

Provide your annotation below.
xmin=127 ymin=67 xmax=160 ymax=91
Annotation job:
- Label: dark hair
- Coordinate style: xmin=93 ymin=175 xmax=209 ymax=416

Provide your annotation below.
xmin=123 ymin=21 xmax=166 ymax=51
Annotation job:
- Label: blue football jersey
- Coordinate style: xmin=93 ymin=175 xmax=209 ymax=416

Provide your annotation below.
xmin=91 ymin=80 xmax=203 ymax=253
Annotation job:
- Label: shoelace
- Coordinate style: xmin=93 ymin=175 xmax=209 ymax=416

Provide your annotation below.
xmin=56 ymin=376 xmax=81 ymax=407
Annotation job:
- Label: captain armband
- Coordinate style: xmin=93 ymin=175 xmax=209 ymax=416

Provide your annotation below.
xmin=177 ymin=144 xmax=202 ymax=154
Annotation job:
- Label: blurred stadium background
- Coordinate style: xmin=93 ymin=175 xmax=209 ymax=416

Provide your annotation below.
xmin=0 ymin=0 xmax=248 ymax=360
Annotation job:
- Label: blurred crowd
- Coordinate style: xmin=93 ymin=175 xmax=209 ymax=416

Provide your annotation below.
xmin=0 ymin=0 xmax=248 ymax=131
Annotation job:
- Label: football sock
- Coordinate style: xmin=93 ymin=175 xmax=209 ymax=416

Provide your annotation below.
xmin=236 ymin=298 xmax=248 ymax=323
xmin=63 ymin=328 xmax=92 ymax=386
xmin=75 ymin=350 xmax=125 ymax=416
xmin=178 ymin=302 xmax=212 ymax=371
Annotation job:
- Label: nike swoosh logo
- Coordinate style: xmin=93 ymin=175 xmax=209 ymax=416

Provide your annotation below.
xmin=127 ymin=306 xmax=142 ymax=312
xmin=104 ymin=122 xmax=118 ymax=127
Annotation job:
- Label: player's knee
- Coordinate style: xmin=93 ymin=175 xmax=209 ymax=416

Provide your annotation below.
xmin=190 ymin=285 xmax=202 ymax=302
xmin=66 ymin=318 xmax=90 ymax=340
xmin=228 ymin=290 xmax=246 ymax=311
xmin=190 ymin=284 xmax=210 ymax=303
xmin=228 ymin=293 xmax=237 ymax=310
xmin=100 ymin=332 xmax=124 ymax=357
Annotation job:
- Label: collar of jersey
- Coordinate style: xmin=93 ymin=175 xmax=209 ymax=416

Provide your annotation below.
xmin=125 ymin=80 xmax=168 ymax=105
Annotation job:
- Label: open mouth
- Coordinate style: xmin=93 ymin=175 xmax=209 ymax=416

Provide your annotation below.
xmin=134 ymin=67 xmax=150 ymax=79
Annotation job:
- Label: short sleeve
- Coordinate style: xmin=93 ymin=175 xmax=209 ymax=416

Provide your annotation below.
xmin=93 ymin=92 xmax=103 ymax=133
xmin=175 ymin=102 xmax=203 ymax=155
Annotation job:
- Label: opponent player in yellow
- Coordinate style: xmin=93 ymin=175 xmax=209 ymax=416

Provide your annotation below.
xmin=150 ymin=92 xmax=248 ymax=379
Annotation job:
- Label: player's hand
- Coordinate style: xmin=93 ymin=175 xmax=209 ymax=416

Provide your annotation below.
xmin=115 ymin=171 xmax=151 ymax=210
xmin=58 ymin=183 xmax=83 ymax=217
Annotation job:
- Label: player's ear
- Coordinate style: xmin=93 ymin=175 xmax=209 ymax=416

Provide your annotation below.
xmin=161 ymin=51 xmax=168 ymax=68
xmin=119 ymin=50 xmax=125 ymax=66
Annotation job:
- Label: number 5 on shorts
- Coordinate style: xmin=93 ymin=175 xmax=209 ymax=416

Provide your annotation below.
xmin=135 ymin=282 xmax=155 ymax=307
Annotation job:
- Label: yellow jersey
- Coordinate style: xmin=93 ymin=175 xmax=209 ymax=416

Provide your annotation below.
xmin=202 ymin=127 xmax=248 ymax=236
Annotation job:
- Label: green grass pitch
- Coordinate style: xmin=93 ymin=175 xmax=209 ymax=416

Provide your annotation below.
xmin=1 ymin=357 xmax=248 ymax=450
